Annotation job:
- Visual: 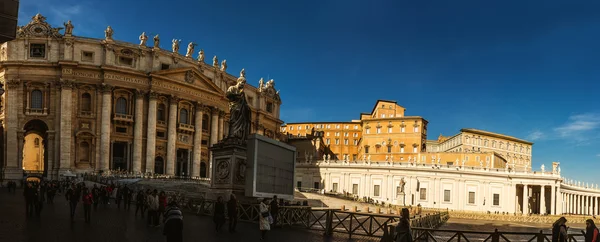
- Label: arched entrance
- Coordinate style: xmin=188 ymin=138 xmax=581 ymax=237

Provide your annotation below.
xmin=154 ymin=156 xmax=164 ymax=174
xmin=22 ymin=119 xmax=49 ymax=177
xmin=200 ymin=161 xmax=207 ymax=178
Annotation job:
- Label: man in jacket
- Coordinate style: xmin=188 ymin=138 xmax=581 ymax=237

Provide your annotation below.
xmin=147 ymin=189 xmax=160 ymax=227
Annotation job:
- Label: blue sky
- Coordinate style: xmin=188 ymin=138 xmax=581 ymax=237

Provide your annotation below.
xmin=18 ymin=0 xmax=600 ymax=182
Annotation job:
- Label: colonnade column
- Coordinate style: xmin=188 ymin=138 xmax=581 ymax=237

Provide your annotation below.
xmin=145 ymin=92 xmax=157 ymax=173
xmin=192 ymin=103 xmax=204 ymax=177
xmin=218 ymin=111 xmax=224 ymax=141
xmin=522 ymin=184 xmax=528 ymax=215
xmin=166 ymin=96 xmax=178 ymax=176
xmin=132 ymin=90 xmax=144 ymax=173
xmin=596 ymin=197 xmax=599 ymax=215
xmin=555 ymin=185 xmax=561 ymax=215
xmin=99 ymin=84 xmax=112 ymax=171
xmin=550 ymin=185 xmax=556 ymax=215
xmin=540 ymin=185 xmax=546 ymax=215
xmin=59 ymin=80 xmax=73 ymax=172
xmin=209 ymin=108 xmax=220 ymax=179
xmin=46 ymin=131 xmax=55 ymax=179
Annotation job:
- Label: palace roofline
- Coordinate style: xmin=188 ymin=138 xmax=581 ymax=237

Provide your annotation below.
xmin=283 ymin=116 xmax=427 ymax=126
xmin=370 ymin=99 xmax=405 ymax=114
xmin=461 ymin=128 xmax=533 ymax=145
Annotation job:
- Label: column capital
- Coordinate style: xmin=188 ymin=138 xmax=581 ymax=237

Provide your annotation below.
xmin=57 ymin=78 xmax=74 ymax=90
xmin=169 ymin=95 xmax=180 ymax=104
xmin=99 ymin=83 xmax=113 ymax=93
xmin=219 ymin=110 xmax=226 ymax=117
xmin=6 ymin=79 xmax=21 ymax=88
xmin=135 ymin=89 xmax=147 ymax=98
xmin=148 ymin=91 xmax=159 ymax=100
xmin=211 ymin=107 xmax=220 ymax=115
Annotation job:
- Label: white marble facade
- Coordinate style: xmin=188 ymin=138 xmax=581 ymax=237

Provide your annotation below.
xmin=296 ymin=161 xmax=600 ymax=215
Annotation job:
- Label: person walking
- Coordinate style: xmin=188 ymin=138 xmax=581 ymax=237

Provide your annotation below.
xmin=270 ymin=195 xmax=279 ymax=228
xmin=158 ymin=191 xmax=167 ymax=222
xmin=82 ymin=187 xmax=94 ymax=223
xmin=66 ymin=184 xmax=81 ymax=221
xmin=395 ymin=208 xmax=412 ymax=242
xmin=24 ymin=183 xmax=36 ymax=218
xmin=585 ymin=219 xmax=598 ymax=242
xmin=552 ymin=217 xmax=569 ymax=242
xmin=135 ymin=190 xmax=145 ymax=217
xmin=227 ymin=194 xmax=238 ymax=233
xmin=147 ymin=189 xmax=160 ymax=227
xmin=92 ymin=185 xmax=100 ymax=211
xmin=259 ymin=198 xmax=271 ymax=240
xmin=34 ymin=184 xmax=44 ymax=217
xmin=163 ymin=201 xmax=184 ymax=242
xmin=213 ymin=196 xmax=226 ymax=232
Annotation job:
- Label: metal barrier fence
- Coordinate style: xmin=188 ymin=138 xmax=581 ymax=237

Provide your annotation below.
xmin=193 ymin=199 xmax=447 ymax=239
xmin=384 ymin=226 xmax=587 ymax=242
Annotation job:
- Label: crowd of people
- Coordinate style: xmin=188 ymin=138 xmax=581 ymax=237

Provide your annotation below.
xmin=18 ymin=179 xmax=185 ymax=242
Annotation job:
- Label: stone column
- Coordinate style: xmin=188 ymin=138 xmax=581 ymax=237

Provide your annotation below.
xmin=132 ymin=90 xmax=145 ymax=173
xmin=210 ymin=108 xmax=219 ymax=146
xmin=46 ymin=131 xmax=55 ymax=179
xmin=99 ymin=84 xmax=112 ymax=171
xmin=17 ymin=130 xmax=25 ymax=170
xmin=551 ymin=185 xmax=556 ymax=215
xmin=5 ymin=80 xmax=20 ymax=175
xmin=522 ymin=184 xmax=528 ymax=215
xmin=596 ymin=197 xmax=599 ymax=215
xmin=166 ymin=96 xmax=178 ymax=176
xmin=218 ymin=111 xmax=224 ymax=141
xmin=59 ymin=80 xmax=73 ymax=173
xmin=145 ymin=92 xmax=158 ymax=173
xmin=192 ymin=103 xmax=204 ymax=177
xmin=540 ymin=185 xmax=546 ymax=215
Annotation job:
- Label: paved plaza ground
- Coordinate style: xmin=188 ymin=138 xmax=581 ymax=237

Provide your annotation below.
xmin=0 ymin=188 xmax=374 ymax=242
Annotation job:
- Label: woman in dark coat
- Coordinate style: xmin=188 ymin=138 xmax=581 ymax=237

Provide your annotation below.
xmin=395 ymin=208 xmax=412 ymax=242
xmin=585 ymin=219 xmax=598 ymax=242
xmin=227 ymin=194 xmax=239 ymax=233
xmin=552 ymin=217 xmax=568 ymax=242
xmin=213 ymin=196 xmax=226 ymax=232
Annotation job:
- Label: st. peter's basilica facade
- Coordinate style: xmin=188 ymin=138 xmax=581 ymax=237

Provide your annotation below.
xmin=0 ymin=14 xmax=284 ymax=180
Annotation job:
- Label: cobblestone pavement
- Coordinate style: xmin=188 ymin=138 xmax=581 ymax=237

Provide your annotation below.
xmin=0 ymin=189 xmax=375 ymax=242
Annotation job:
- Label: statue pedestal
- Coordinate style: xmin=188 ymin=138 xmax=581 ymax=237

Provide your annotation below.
xmin=209 ymin=137 xmax=249 ymax=201
xmin=397 ymin=192 xmax=406 ymax=206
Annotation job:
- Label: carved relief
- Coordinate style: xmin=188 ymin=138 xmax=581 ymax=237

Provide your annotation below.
xmin=215 ymin=158 xmax=230 ymax=184
xmin=184 ymin=70 xmax=195 ymax=84
xmin=234 ymin=158 xmax=246 ymax=185
xmin=17 ymin=14 xmax=63 ymax=39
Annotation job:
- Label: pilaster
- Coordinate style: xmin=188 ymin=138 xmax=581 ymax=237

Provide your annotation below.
xmin=59 ymin=79 xmax=73 ymax=173
xmin=145 ymin=91 xmax=158 ymax=173
xmin=132 ymin=90 xmax=145 ymax=173
xmin=192 ymin=102 xmax=204 ymax=177
xmin=166 ymin=96 xmax=179 ymax=176
xmin=99 ymin=84 xmax=112 ymax=171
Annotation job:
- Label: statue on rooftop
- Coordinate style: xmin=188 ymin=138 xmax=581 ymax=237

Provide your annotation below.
xmin=225 ymin=68 xmax=251 ymax=142
xmin=104 ymin=26 xmax=114 ymax=41
xmin=541 ymin=164 xmax=545 ymax=173
xmin=172 ymin=39 xmax=180 ymax=53
xmin=64 ymin=20 xmax=74 ymax=36
xmin=139 ymin=32 xmax=148 ymax=46
xmin=153 ymin=34 xmax=160 ymax=48
xmin=186 ymin=42 xmax=196 ymax=57
xmin=221 ymin=59 xmax=227 ymax=71
xmin=213 ymin=56 xmax=219 ymax=67
xmin=198 ymin=49 xmax=205 ymax=63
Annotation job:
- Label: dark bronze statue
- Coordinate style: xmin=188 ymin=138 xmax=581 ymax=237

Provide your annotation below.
xmin=226 ymin=69 xmax=251 ymax=142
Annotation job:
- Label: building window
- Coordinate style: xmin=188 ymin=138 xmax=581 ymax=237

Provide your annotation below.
xmin=344 ymin=139 xmax=348 ymax=145
xmin=484 ymin=140 xmax=488 ymax=147
xmin=444 ymin=190 xmax=451 ymax=202
xmin=366 ymin=128 xmax=370 ymax=134
xmin=468 ymin=192 xmax=476 ymax=204
xmin=387 ymin=146 xmax=392 ymax=153
xmin=400 ymin=147 xmax=404 ymax=153
xmin=31 ymin=90 xmax=43 ymax=109
xmin=34 ymin=138 xmax=40 ymax=148
xmin=290 ymin=126 xmax=294 ymax=131
xmin=493 ymin=194 xmax=500 ymax=206
xmin=327 ymin=124 xmax=331 ymax=128
xmin=352 ymin=154 xmax=357 ymax=160
xmin=354 ymin=125 xmax=358 ymax=129
xmin=119 ymin=56 xmax=134 ymax=66
xmin=335 ymin=132 xmax=339 ymax=136
xmin=344 ymin=132 xmax=349 ymax=137
xmin=82 ymin=51 xmax=94 ymax=62
xmin=81 ymin=93 xmax=92 ymax=112
xmin=396 ymin=186 xmax=402 ymax=196
xmin=401 ymin=127 xmax=405 ymax=133
xmin=306 ymin=125 xmax=310 ymax=130
xmin=414 ymin=127 xmax=419 ymax=132
xmin=161 ymin=63 xmax=170 ymax=70
xmin=376 ymin=127 xmax=381 ymax=134
xmin=373 ymin=185 xmax=380 ymax=197
xmin=326 ymin=139 xmax=330 ymax=145
xmin=335 ymin=139 xmax=339 ymax=145
xmin=297 ymin=181 xmax=302 ymax=188
xmin=29 ymin=44 xmax=45 ymax=58
xmin=352 ymin=184 xmax=359 ymax=195
xmin=298 ymin=126 xmax=302 ymax=130
xmin=381 ymin=114 xmax=386 ymax=118
xmin=266 ymin=102 xmax=273 ymax=113
xmin=388 ymin=127 xmax=392 ymax=133
xmin=179 ymin=109 xmax=188 ymax=124
xmin=336 ymin=125 xmax=340 ymax=129
xmin=313 ymin=182 xmax=320 ymax=189
xmin=419 ymin=188 xmax=427 ymax=200
xmin=413 ymin=146 xmax=417 ymax=153
xmin=332 ymin=183 xmax=338 ymax=192
xmin=365 ymin=146 xmax=369 ymax=153
xmin=202 ymin=114 xmax=209 ymax=130
xmin=115 ymin=97 xmax=127 ymax=114
xmin=157 ymin=103 xmax=166 ymax=122
xmin=344 ymin=125 xmax=349 ymax=129
xmin=353 ymin=140 xmax=358 ymax=145
xmin=326 ymin=132 xmax=330 ymax=136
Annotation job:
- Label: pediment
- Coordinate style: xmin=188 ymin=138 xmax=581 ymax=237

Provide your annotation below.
xmin=17 ymin=14 xmax=63 ymax=39
xmin=152 ymin=67 xmax=223 ymax=95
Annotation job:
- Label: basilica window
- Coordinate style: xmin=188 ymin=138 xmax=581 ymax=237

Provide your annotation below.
xmin=115 ymin=97 xmax=128 ymax=114
xmin=30 ymin=90 xmax=43 ymax=109
xmin=327 ymin=124 xmax=331 ymax=129
xmin=336 ymin=124 xmax=340 ymax=129
xmin=202 ymin=114 xmax=209 ymax=130
xmin=444 ymin=190 xmax=451 ymax=202
xmin=352 ymin=154 xmax=357 ymax=160
xmin=157 ymin=103 xmax=166 ymax=122
xmin=484 ymin=140 xmax=488 ymax=147
xmin=81 ymin=93 xmax=92 ymax=112
xmin=118 ymin=56 xmax=134 ymax=67
xmin=414 ymin=126 xmax=419 ymax=132
xmin=298 ymin=126 xmax=302 ymax=130
xmin=344 ymin=125 xmax=349 ymax=129
xmin=468 ymin=192 xmax=476 ymax=204
xmin=179 ymin=108 xmax=189 ymax=124
xmin=493 ymin=194 xmax=500 ymax=206
xmin=381 ymin=114 xmax=386 ymax=118
xmin=373 ymin=185 xmax=380 ymax=197
xmin=266 ymin=102 xmax=273 ymax=113
xmin=419 ymin=188 xmax=427 ymax=200
xmin=352 ymin=184 xmax=359 ymax=195
xmin=29 ymin=43 xmax=46 ymax=58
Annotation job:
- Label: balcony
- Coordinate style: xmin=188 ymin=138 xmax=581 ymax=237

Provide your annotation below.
xmin=178 ymin=123 xmax=195 ymax=133
xmin=113 ymin=113 xmax=134 ymax=124
xmin=157 ymin=120 xmax=167 ymax=126
xmin=26 ymin=108 xmax=48 ymax=116
xmin=79 ymin=110 xmax=94 ymax=117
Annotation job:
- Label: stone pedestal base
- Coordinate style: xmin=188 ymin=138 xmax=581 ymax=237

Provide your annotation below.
xmin=397 ymin=192 xmax=406 ymax=206
xmin=3 ymin=167 xmax=23 ymax=181
xmin=209 ymin=137 xmax=248 ymax=200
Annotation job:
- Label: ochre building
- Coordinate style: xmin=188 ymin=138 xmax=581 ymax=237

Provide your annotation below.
xmin=282 ymin=100 xmax=532 ymax=171
xmin=0 ymin=14 xmax=283 ymax=180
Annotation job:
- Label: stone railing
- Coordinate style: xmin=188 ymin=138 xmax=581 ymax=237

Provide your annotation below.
xmin=449 ymin=210 xmax=600 ymax=224
xmin=177 ymin=123 xmax=195 ymax=132
xmin=113 ymin=113 xmax=134 ymax=122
